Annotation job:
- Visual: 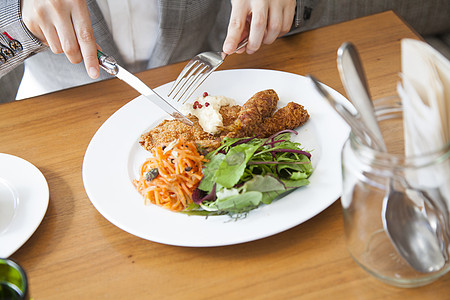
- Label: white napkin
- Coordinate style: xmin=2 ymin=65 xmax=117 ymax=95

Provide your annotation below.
xmin=397 ymin=39 xmax=450 ymax=205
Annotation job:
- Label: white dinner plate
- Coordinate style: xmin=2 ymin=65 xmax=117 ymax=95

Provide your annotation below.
xmin=82 ymin=69 xmax=350 ymax=247
xmin=0 ymin=154 xmax=49 ymax=257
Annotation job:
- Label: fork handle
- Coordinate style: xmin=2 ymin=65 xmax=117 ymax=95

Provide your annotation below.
xmin=223 ymin=38 xmax=249 ymax=59
xmin=235 ymin=38 xmax=249 ymax=52
xmin=232 ymin=37 xmax=249 ymax=54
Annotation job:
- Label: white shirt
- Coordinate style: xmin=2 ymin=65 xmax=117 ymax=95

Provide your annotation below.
xmin=96 ymin=0 xmax=159 ymax=66
xmin=17 ymin=0 xmax=159 ymax=99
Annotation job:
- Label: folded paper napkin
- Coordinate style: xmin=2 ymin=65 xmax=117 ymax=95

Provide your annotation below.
xmin=397 ymin=39 xmax=450 ymax=202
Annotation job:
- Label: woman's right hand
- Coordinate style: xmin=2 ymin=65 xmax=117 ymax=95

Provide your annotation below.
xmin=21 ymin=0 xmax=100 ymax=79
xmin=223 ymin=0 xmax=296 ymax=55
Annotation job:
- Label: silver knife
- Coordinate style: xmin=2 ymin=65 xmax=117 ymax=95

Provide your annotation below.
xmin=97 ymin=50 xmax=193 ymax=126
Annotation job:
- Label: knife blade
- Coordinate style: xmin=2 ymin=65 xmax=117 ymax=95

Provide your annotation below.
xmin=97 ymin=50 xmax=193 ymax=126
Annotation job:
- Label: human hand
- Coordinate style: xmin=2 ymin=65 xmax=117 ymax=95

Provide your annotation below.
xmin=21 ymin=0 xmax=100 ymax=79
xmin=222 ymin=0 xmax=296 ymax=55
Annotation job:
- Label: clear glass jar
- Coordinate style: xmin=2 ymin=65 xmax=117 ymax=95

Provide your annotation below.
xmin=341 ymin=96 xmax=450 ymax=287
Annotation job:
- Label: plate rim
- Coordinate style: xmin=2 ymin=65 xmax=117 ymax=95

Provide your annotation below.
xmin=0 ymin=153 xmax=49 ymax=257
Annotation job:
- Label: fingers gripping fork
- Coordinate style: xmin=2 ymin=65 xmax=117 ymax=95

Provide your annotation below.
xmin=168 ymin=38 xmax=248 ymax=104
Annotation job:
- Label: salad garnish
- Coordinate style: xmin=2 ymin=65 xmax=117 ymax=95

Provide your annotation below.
xmin=185 ymin=130 xmax=313 ymax=216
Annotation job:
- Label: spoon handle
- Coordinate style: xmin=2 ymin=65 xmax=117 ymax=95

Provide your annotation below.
xmin=308 ymin=75 xmax=384 ymax=150
xmin=337 ymin=42 xmax=387 ymax=152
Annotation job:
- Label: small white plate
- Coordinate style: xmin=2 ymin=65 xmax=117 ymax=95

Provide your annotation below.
xmin=83 ymin=69 xmax=350 ymax=247
xmin=0 ymin=154 xmax=49 ymax=257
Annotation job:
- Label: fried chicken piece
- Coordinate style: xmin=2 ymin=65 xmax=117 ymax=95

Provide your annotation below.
xmin=257 ymin=102 xmax=310 ymax=136
xmin=139 ymin=105 xmax=241 ymax=152
xmin=227 ymin=89 xmax=278 ymax=137
xmin=139 ymin=116 xmax=219 ymax=152
xmin=139 ymin=90 xmax=310 ymax=153
xmin=219 ymin=105 xmax=241 ymax=127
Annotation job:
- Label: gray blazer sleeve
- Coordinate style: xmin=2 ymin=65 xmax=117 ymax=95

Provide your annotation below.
xmin=0 ymin=0 xmax=47 ymax=79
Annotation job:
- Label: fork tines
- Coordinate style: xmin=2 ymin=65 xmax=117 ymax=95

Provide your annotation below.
xmin=168 ymin=59 xmax=214 ymax=104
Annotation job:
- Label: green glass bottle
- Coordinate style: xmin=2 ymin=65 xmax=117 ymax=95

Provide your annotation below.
xmin=0 ymin=259 xmax=28 ymax=300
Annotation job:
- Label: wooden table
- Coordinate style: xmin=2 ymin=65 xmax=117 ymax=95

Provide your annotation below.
xmin=1 ymin=11 xmax=449 ymax=299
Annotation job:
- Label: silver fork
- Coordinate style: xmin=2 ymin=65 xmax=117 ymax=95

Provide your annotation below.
xmin=168 ymin=38 xmax=248 ymax=103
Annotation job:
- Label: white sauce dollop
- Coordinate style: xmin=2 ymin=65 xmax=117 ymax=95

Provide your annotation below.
xmin=180 ymin=95 xmax=236 ymax=134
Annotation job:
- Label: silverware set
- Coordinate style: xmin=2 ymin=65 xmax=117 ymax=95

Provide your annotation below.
xmin=97 ymin=39 xmax=248 ymax=125
xmin=310 ymin=42 xmax=449 ymax=273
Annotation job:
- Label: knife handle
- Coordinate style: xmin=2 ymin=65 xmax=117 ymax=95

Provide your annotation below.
xmin=97 ymin=49 xmax=118 ymax=75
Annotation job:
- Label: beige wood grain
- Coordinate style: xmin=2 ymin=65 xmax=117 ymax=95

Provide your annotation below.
xmin=1 ymin=11 xmax=449 ymax=299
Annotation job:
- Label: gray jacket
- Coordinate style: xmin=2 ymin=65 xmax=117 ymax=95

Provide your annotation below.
xmin=0 ymin=0 xmax=236 ymax=100
xmin=1 ymin=0 xmax=449 ymax=101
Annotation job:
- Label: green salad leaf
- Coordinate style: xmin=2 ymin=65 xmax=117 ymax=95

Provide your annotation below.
xmin=215 ymin=142 xmax=263 ymax=188
xmin=185 ymin=130 xmax=313 ymax=216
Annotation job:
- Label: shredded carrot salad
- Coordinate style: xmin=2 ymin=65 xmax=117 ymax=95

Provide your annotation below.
xmin=133 ymin=137 xmax=206 ymax=211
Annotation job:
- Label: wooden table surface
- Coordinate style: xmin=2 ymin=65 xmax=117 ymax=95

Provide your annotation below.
xmin=1 ymin=11 xmax=449 ymax=299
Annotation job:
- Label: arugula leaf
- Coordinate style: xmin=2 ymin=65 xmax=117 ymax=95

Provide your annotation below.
xmin=198 ymin=152 xmax=225 ymax=192
xmin=276 ymin=154 xmax=313 ymax=180
xmin=214 ymin=142 xmax=263 ymax=188
xmin=241 ymin=175 xmax=286 ymax=204
xmin=244 ymin=174 xmax=285 ymax=192
xmin=215 ymin=191 xmax=262 ymax=213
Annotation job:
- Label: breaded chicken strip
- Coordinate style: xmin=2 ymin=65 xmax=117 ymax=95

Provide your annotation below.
xmin=257 ymin=102 xmax=309 ymax=137
xmin=139 ymin=90 xmax=309 ymax=153
xmin=139 ymin=105 xmax=241 ymax=152
xmin=227 ymin=89 xmax=278 ymax=137
xmin=139 ymin=116 xmax=218 ymax=152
